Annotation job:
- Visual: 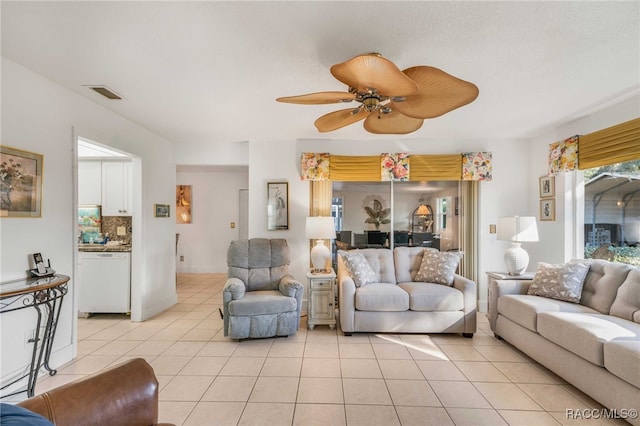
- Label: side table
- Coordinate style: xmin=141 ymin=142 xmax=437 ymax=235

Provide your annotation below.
xmin=306 ymin=269 xmax=336 ymax=330
xmin=486 ymin=271 xmax=534 ymax=331
xmin=0 ymin=274 xmax=70 ymax=398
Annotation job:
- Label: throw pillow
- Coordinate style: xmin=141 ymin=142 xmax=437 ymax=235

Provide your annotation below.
xmin=414 ymin=248 xmax=462 ymax=286
xmin=338 ymin=250 xmax=378 ymax=287
xmin=527 ymin=260 xmax=591 ymax=303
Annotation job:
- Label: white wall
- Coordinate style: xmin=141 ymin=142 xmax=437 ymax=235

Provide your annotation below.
xmin=176 ymin=168 xmax=248 ymax=273
xmin=1 ymin=58 xmax=177 ymax=386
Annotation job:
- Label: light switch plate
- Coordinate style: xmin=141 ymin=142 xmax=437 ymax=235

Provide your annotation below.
xmin=117 ymin=226 xmax=126 ymax=236
xmin=489 ymin=224 xmax=496 ymax=234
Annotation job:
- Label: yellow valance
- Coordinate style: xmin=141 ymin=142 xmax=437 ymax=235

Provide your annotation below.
xmin=300 ymin=152 xmax=492 ymax=181
xmin=578 ymin=118 xmax=640 ymax=170
xmin=328 ymin=155 xmax=380 ymax=181
xmin=410 ymin=155 xmax=462 ymax=181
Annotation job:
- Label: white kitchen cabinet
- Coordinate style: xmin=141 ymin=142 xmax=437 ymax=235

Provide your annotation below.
xmin=78 ymin=161 xmax=102 ymax=205
xmin=102 ymin=160 xmax=133 ymax=216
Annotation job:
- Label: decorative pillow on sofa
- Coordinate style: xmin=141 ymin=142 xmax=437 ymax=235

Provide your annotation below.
xmin=414 ymin=248 xmax=462 ymax=286
xmin=527 ymin=260 xmax=591 ymax=303
xmin=338 ymin=250 xmax=378 ymax=287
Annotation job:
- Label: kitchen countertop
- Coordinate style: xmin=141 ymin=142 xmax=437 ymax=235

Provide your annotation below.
xmin=78 ymin=244 xmax=131 ymax=252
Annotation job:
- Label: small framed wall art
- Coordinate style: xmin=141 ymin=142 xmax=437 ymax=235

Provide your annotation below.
xmin=540 ymin=198 xmax=555 ymax=221
xmin=267 ymin=181 xmax=288 ymax=230
xmin=539 ymin=175 xmax=555 ymax=198
xmin=0 ymin=146 xmax=43 ymax=217
xmin=155 ymin=204 xmax=170 ymax=218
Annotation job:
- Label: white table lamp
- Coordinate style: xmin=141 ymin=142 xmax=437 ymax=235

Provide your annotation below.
xmin=305 ymin=216 xmax=336 ymax=272
xmin=497 ymin=216 xmax=539 ymax=275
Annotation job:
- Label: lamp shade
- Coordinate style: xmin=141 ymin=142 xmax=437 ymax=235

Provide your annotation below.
xmin=416 ymin=204 xmax=432 ymax=216
xmin=497 ymin=216 xmax=539 ymax=242
xmin=305 ymin=217 xmax=336 ymax=240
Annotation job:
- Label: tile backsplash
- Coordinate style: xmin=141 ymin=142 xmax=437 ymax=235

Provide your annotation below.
xmin=102 ymin=216 xmax=132 ymax=245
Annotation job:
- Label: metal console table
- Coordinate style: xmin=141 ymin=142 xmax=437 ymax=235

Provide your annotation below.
xmin=0 ymin=274 xmax=69 ymax=398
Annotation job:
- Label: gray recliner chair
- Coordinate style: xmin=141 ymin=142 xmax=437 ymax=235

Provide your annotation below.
xmin=223 ymin=238 xmax=304 ymax=339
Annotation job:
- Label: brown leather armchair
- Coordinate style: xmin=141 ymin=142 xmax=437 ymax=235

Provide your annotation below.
xmin=18 ymin=358 xmax=174 ymax=426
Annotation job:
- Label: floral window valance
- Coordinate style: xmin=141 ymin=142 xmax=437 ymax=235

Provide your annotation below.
xmin=381 ymin=153 xmax=409 ymax=181
xmin=548 ymin=135 xmax=578 ymax=175
xmin=300 ymin=153 xmax=330 ymax=181
xmin=300 ymin=151 xmax=492 ymax=182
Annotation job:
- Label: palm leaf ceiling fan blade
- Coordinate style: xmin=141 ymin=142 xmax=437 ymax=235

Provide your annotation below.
xmin=330 ymin=54 xmax=418 ymax=97
xmin=363 ymin=110 xmax=423 ymax=135
xmin=276 ymin=54 xmax=479 ymax=134
xmin=314 ymin=108 xmax=369 ymax=132
xmin=392 ymin=66 xmax=479 ymax=119
xmin=276 ymin=91 xmax=355 ymax=105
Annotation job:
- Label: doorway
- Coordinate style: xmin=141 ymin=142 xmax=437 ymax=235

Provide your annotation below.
xmin=74 ymin=136 xmax=142 ymax=321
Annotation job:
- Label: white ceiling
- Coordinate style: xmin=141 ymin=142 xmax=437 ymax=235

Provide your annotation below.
xmin=2 ymin=1 xmax=639 ymax=145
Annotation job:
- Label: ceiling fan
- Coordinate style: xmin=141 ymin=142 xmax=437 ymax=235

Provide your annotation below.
xmin=276 ymin=53 xmax=479 ymax=135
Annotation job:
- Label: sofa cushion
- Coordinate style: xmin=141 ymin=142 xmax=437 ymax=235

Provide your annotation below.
xmin=394 ymin=246 xmax=427 ymax=283
xmin=498 ymin=294 xmax=598 ymax=332
xmin=398 ymin=282 xmax=464 ymax=311
xmin=355 ymin=283 xmax=409 ymax=311
xmin=228 ymin=290 xmax=297 ymax=316
xmin=414 ymin=248 xmax=462 ymax=286
xmin=581 ymin=259 xmax=632 ymax=314
xmin=339 ymin=251 xmax=378 ymax=287
xmin=604 ymin=339 xmax=640 ymax=387
xmin=357 ymin=248 xmax=397 ymax=284
xmin=537 ymin=312 xmax=640 ymax=366
xmin=527 ymin=260 xmax=590 ymax=303
xmin=609 ymin=267 xmax=640 ymax=323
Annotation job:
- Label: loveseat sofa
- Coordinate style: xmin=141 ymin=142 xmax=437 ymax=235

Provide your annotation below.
xmin=338 ymin=246 xmax=476 ymax=336
xmin=14 ymin=358 xmax=174 ymax=426
xmin=488 ymin=259 xmax=640 ymax=425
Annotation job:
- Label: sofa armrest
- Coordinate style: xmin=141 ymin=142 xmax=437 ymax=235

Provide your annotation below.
xmin=17 ymin=358 xmax=172 ymax=426
xmin=223 ymin=277 xmax=246 ymax=302
xmin=279 ymin=275 xmax=304 ymax=299
xmin=337 ymin=255 xmax=357 ymax=333
xmin=453 ymin=274 xmax=477 ymax=334
xmin=488 ymin=279 xmax=532 ymax=332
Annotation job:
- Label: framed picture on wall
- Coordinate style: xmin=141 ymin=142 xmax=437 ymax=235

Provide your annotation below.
xmin=155 ymin=204 xmax=170 ymax=218
xmin=539 ymin=175 xmax=555 ymax=198
xmin=0 ymin=146 xmax=43 ymax=217
xmin=540 ymin=198 xmax=555 ymax=221
xmin=267 ymin=182 xmax=288 ymax=230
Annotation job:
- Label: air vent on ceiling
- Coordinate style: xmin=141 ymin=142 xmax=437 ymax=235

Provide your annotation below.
xmin=86 ymin=85 xmax=123 ymax=100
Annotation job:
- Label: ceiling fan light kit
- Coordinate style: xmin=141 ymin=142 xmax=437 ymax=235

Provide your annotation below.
xmin=277 ymin=53 xmax=479 ymax=135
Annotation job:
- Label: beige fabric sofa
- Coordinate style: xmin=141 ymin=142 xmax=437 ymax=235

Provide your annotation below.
xmin=338 ymin=247 xmax=477 ymax=336
xmin=488 ymin=259 xmax=640 ymax=425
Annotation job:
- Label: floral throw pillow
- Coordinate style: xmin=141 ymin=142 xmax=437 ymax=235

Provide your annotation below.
xmin=527 ymin=260 xmax=591 ymax=303
xmin=339 ymin=251 xmax=378 ymax=287
xmin=414 ymin=249 xmax=462 ymax=286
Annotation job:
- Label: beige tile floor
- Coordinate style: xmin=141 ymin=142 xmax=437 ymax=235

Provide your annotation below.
xmin=35 ymin=273 xmax=626 ymax=425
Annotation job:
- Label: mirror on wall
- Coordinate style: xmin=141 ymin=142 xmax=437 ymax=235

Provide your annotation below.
xmin=331 ymin=180 xmax=461 ymax=251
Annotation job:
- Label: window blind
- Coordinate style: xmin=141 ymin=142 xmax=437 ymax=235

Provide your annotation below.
xmin=578 ymin=118 xmax=640 ymax=170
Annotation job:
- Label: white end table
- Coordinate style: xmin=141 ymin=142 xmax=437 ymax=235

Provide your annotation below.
xmin=306 ymin=269 xmax=336 ymax=330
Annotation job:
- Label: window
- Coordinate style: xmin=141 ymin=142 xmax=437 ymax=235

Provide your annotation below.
xmin=436 ymin=196 xmax=450 ymax=231
xmin=583 ymin=159 xmax=640 ymax=266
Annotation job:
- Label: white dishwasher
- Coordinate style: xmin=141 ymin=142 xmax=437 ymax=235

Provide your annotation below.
xmin=78 ymin=251 xmax=131 ymax=314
